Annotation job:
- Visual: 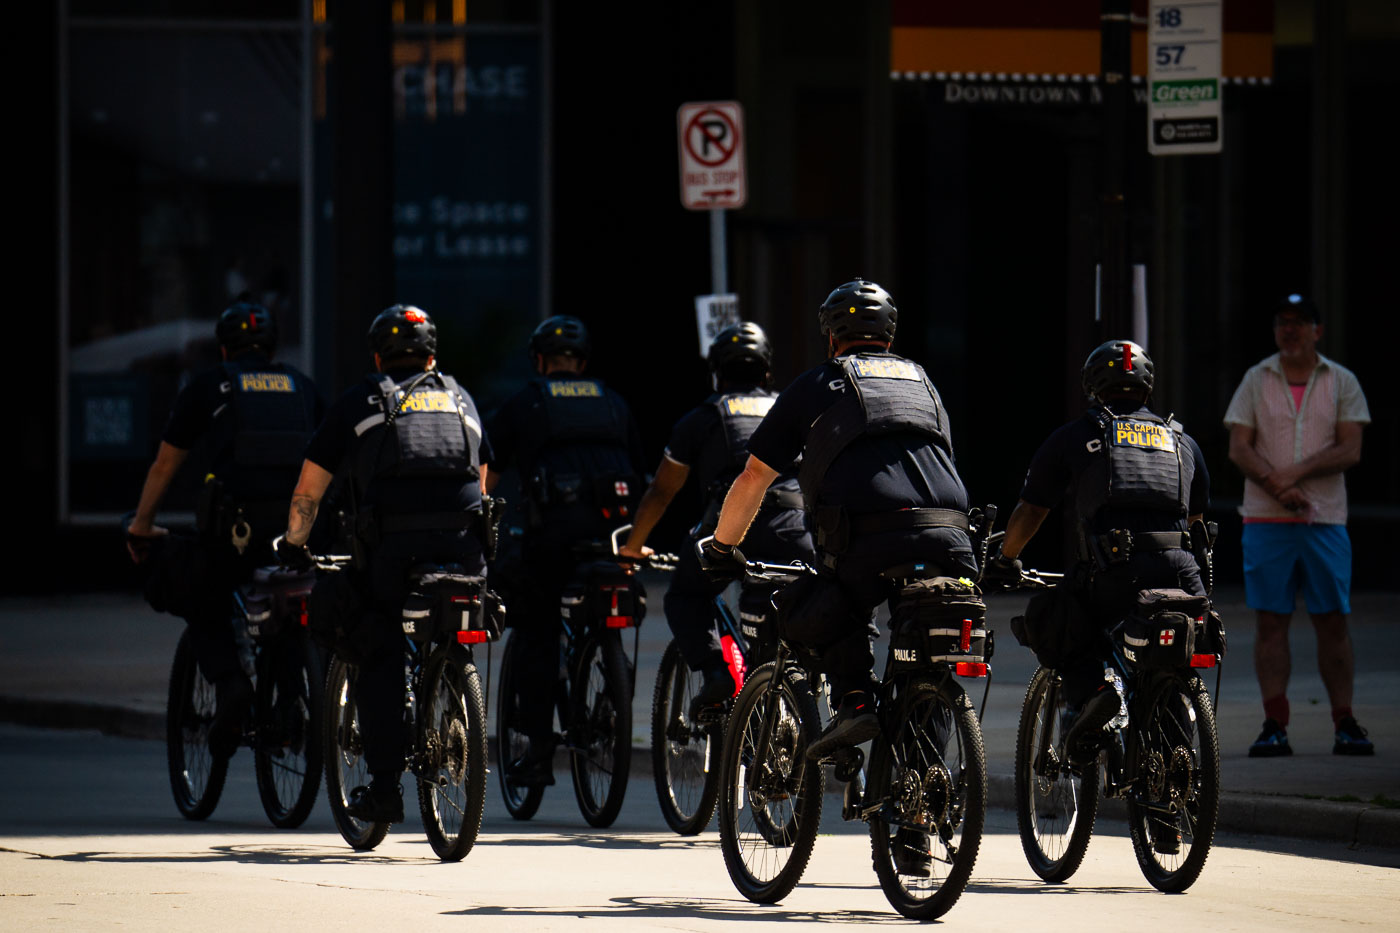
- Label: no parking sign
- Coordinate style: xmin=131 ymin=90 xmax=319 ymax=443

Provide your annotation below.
xmin=677 ymin=101 xmax=747 ymax=210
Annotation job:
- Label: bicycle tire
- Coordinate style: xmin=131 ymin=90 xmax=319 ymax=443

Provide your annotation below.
xmin=568 ymin=630 xmax=633 ymax=828
xmin=868 ymin=678 xmax=986 ymax=920
xmin=651 ymin=639 xmax=720 ymax=835
xmin=716 ymin=661 xmax=824 ymax=904
xmin=166 ymin=628 xmax=229 ymax=820
xmin=253 ymin=632 xmax=324 ymax=828
xmin=496 ymin=631 xmax=546 ymax=820
xmin=416 ymin=643 xmax=488 ymax=861
xmin=1014 ymin=666 xmax=1100 ymax=882
xmin=1126 ymin=671 xmax=1220 ymax=893
xmin=322 ymin=654 xmax=390 ymax=850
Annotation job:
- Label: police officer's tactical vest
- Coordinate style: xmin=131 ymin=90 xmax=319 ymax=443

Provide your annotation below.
xmin=797 ymin=353 xmax=952 ymax=510
xmin=215 ymin=358 xmax=316 ymax=497
xmin=1073 ymin=406 xmax=1192 ymax=528
xmin=705 ymin=390 xmax=776 ymax=495
xmin=519 ymin=376 xmax=637 ymax=517
xmin=347 ymin=370 xmax=482 ymax=539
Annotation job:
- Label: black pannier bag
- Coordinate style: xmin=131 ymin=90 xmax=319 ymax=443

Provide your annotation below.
xmin=401 ymin=571 xmax=504 ymax=644
xmin=1112 ymin=588 xmax=1210 ymax=669
xmin=242 ymin=566 xmax=316 ymax=640
xmin=737 ymin=585 xmax=779 ymax=659
xmin=140 ymin=533 xmax=213 ymax=618
xmin=560 ymin=560 xmax=647 ymax=631
xmin=1009 ymin=583 xmax=1096 ymax=671
xmin=887 ymin=576 xmax=990 ymax=673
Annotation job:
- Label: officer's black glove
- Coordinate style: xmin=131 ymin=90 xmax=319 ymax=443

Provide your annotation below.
xmin=981 ymin=554 xmax=1024 ymax=590
xmin=274 ymin=535 xmax=313 ymax=572
xmin=697 ymin=538 xmax=746 ymax=584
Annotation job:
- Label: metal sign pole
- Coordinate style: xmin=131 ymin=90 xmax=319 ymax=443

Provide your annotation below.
xmin=710 ymin=207 xmax=728 ymax=295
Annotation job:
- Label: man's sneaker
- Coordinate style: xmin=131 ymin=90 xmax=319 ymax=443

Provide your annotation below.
xmin=508 ymin=739 xmax=557 ymax=787
xmin=891 ymin=827 xmax=933 ymax=878
xmin=1248 ymin=718 xmax=1293 ymax=758
xmin=1063 ymin=687 xmax=1120 ymax=766
xmin=688 ymin=665 xmax=737 ymax=721
xmin=345 ymin=779 xmax=404 ymax=823
xmin=806 ymin=692 xmax=879 ymax=761
xmin=1333 ymin=717 xmax=1375 ymax=756
xmin=209 ymin=675 xmax=252 ymax=761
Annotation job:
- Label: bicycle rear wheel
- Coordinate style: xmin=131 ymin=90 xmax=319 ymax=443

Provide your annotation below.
xmin=1014 ymin=666 xmax=1100 ymax=882
xmin=322 ymin=654 xmax=390 ymax=850
xmin=569 ymin=630 xmax=633 ymax=828
xmin=417 ymin=643 xmax=487 ymax=861
xmin=868 ymin=678 xmax=986 ymax=920
xmin=1126 ymin=671 xmax=1220 ymax=893
xmin=716 ymin=661 xmax=824 ymax=904
xmin=166 ymin=628 xmax=228 ymax=820
xmin=496 ymin=631 xmax=545 ymax=820
xmin=651 ymin=639 xmax=720 ymax=835
xmin=254 ymin=633 xmax=324 ymax=828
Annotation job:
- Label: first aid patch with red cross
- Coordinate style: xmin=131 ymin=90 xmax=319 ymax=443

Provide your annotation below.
xmin=1159 ymin=629 xmax=1176 ymax=646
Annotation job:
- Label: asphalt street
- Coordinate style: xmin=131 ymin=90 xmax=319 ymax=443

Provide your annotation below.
xmin=2 ymin=724 xmax=1397 ymax=932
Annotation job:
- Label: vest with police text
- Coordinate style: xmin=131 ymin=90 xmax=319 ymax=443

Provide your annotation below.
xmin=1073 ymin=406 xmax=1191 ymax=529
xmin=797 ymin=354 xmax=951 ymax=509
xmin=350 ymin=371 xmax=482 ymax=504
xmin=703 ymin=390 xmax=776 ymax=495
xmin=216 ymin=358 xmax=317 ymax=500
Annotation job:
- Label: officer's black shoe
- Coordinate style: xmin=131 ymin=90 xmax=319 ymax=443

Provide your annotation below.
xmin=891 ymin=826 xmax=933 ymax=878
xmin=345 ymin=778 xmax=404 ymax=824
xmin=688 ymin=665 xmax=737 ymax=721
xmin=508 ymin=740 xmax=556 ymax=788
xmin=806 ymin=691 xmax=880 ymax=761
xmin=1063 ymin=686 xmax=1120 ymax=766
xmin=209 ymin=674 xmax=253 ymax=761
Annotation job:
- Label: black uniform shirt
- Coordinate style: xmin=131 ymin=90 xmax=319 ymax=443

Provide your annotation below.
xmin=1019 ymin=401 xmax=1210 ymax=535
xmin=486 ymin=372 xmax=647 ymax=479
xmin=746 ymin=352 xmax=969 ymax=515
xmin=305 ymin=366 xmax=494 ymax=514
xmin=665 ymin=384 xmax=800 ymax=495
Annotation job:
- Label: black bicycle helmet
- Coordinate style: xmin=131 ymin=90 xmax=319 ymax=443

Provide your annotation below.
xmin=817 ymin=279 xmax=898 ymax=343
xmin=368 ymin=304 xmax=437 ymax=361
xmin=528 ymin=315 xmax=591 ymax=360
xmin=1081 ymin=339 xmax=1155 ymax=400
xmin=216 ymin=301 xmax=276 ymax=356
xmin=708 ymin=321 xmax=774 ymax=375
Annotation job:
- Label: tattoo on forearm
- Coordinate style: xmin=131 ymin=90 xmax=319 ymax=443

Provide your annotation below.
xmin=286 ymin=494 xmax=319 ymax=546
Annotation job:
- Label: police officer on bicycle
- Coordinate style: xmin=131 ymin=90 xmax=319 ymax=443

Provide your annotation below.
xmin=275 ymin=304 xmax=493 ymax=823
xmin=128 ymin=300 xmax=323 ymax=760
xmin=984 ymin=339 xmax=1210 ymax=770
xmin=618 ymin=322 xmax=814 ymax=715
xmin=484 ymin=315 xmax=647 ymax=786
xmin=700 ymin=280 xmax=978 ymax=760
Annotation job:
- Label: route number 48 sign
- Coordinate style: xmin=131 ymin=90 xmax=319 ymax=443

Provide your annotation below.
xmin=1148 ymin=1 xmax=1223 ymax=155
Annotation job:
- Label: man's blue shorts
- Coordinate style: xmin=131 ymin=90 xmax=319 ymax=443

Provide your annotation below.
xmin=1241 ymin=522 xmax=1352 ymax=615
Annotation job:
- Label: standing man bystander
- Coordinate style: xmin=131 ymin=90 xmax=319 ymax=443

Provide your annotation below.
xmin=1224 ymin=294 xmax=1373 ymax=757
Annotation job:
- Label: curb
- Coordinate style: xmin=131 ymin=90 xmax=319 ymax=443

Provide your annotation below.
xmin=5 ymin=694 xmax=1395 ymax=850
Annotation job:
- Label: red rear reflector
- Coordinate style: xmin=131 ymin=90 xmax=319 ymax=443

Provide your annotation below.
xmin=960 ymin=619 xmax=972 ymax=652
xmin=605 ymin=616 xmax=632 ymax=629
xmin=1190 ymin=654 xmax=1217 ymax=668
xmin=955 ymin=662 xmax=988 ymax=677
xmin=457 ymin=631 xmax=488 ymax=644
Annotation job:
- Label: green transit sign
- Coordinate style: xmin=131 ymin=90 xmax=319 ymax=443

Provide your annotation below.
xmin=1151 ymin=79 xmax=1219 ymax=105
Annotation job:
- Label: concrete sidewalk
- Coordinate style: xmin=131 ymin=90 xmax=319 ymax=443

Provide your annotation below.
xmin=1 ymin=581 xmax=1396 ymax=848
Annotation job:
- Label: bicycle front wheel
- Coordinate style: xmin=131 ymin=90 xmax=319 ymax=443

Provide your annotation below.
xmin=651 ymin=639 xmax=720 ymax=835
xmin=716 ymin=661 xmax=824 ymax=905
xmin=166 ymin=628 xmax=228 ymax=820
xmin=254 ymin=633 xmax=324 ymax=828
xmin=868 ymin=678 xmax=986 ymax=921
xmin=568 ymin=630 xmax=633 ymax=828
xmin=1014 ymin=666 xmax=1099 ymax=882
xmin=496 ymin=631 xmax=545 ymax=820
xmin=1126 ymin=671 xmax=1220 ymax=893
xmin=322 ymin=654 xmax=390 ymax=850
xmin=417 ymin=644 xmax=488 ymax=861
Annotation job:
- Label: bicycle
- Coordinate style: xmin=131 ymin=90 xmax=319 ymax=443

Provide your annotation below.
xmin=714 ymin=506 xmax=997 ymax=920
xmin=165 ymin=561 xmax=326 ymax=828
xmin=496 ymin=526 xmax=675 ymax=828
xmin=321 ymin=558 xmax=502 ymax=861
xmin=1005 ymin=555 xmax=1223 ymax=893
xmin=651 ymin=575 xmax=780 ymax=836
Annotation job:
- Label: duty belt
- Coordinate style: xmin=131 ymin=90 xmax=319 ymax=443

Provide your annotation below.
xmin=760 ymin=488 xmax=804 ymax=512
xmin=372 ymin=512 xmax=477 ymax=535
xmin=1124 ymin=531 xmax=1189 ymax=551
xmin=848 ymin=508 xmax=970 ymax=536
